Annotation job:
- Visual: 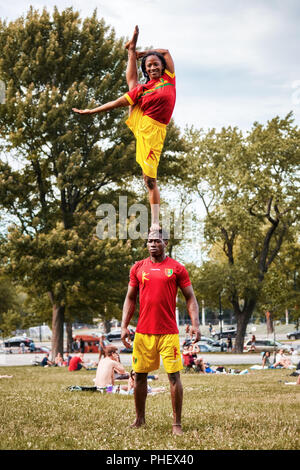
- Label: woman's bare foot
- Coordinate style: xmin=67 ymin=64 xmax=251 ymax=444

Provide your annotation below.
xmin=125 ymin=25 xmax=139 ymax=50
xmin=130 ymin=417 xmax=146 ymax=428
xmin=172 ymin=424 xmax=183 ymax=436
xmin=149 ymin=222 xmax=160 ymax=233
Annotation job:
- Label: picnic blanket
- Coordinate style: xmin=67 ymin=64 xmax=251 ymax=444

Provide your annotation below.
xmin=67 ymin=385 xmax=166 ymax=395
xmin=250 ymin=364 xmax=296 ymax=370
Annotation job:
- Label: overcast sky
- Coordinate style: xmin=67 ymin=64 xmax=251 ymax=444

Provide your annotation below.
xmin=1 ymin=0 xmax=300 ymax=132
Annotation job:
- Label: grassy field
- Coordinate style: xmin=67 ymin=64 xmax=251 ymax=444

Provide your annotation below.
xmin=0 ymin=365 xmax=299 ymax=450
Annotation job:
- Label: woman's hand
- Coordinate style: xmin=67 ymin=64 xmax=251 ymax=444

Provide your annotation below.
xmin=72 ymin=108 xmax=93 ymax=115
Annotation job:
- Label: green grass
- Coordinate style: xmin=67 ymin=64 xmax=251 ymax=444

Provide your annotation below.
xmin=0 ymin=365 xmax=299 ymax=450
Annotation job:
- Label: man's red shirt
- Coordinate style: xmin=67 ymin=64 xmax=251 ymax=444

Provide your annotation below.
xmin=68 ymin=356 xmax=82 ymax=371
xmin=129 ymin=256 xmax=191 ymax=334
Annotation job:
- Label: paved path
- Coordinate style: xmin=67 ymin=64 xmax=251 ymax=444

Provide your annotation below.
xmin=1 ymin=351 xmax=299 ymax=367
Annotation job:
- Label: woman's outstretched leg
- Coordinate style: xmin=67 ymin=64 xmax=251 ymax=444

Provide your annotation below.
xmin=125 ymin=25 xmax=139 ymax=94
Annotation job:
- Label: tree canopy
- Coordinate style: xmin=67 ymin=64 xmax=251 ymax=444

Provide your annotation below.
xmin=183 ymin=114 xmax=300 ymax=351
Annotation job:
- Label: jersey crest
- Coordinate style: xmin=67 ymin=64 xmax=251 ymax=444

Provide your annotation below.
xmin=165 ymin=268 xmax=173 ymax=277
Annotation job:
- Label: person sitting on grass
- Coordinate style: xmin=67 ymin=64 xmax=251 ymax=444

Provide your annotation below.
xmin=54 ymin=352 xmax=64 ymax=367
xmin=94 ymin=347 xmax=127 ymax=388
xmin=261 ymin=351 xmax=271 ymax=368
xmin=273 ymin=349 xmax=292 ymax=369
xmin=41 ymin=353 xmax=53 ymax=367
xmin=68 ymin=352 xmax=89 ymax=371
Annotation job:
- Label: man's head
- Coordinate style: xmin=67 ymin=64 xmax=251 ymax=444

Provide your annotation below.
xmin=147 ymin=228 xmax=169 ymax=258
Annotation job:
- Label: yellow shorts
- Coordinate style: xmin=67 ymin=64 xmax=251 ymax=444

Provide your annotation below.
xmin=132 ymin=332 xmax=183 ymax=374
xmin=125 ymin=106 xmax=166 ymax=179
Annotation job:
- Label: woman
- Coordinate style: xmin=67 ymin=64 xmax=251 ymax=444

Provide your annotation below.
xmin=72 ymin=26 xmax=176 ymax=231
xmin=261 ymin=351 xmax=271 ymax=368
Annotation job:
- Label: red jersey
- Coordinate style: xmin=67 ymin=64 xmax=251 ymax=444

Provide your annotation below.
xmin=124 ymin=69 xmax=176 ymax=125
xmin=68 ymin=356 xmax=82 ymax=371
xmin=129 ymin=256 xmax=191 ymax=334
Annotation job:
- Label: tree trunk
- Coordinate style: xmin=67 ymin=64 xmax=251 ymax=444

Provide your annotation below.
xmin=66 ymin=322 xmax=73 ymax=353
xmin=234 ymin=308 xmax=254 ymax=353
xmin=104 ymin=319 xmax=111 ymax=334
xmin=266 ymin=311 xmax=274 ymax=334
xmin=51 ymin=304 xmax=65 ymax=360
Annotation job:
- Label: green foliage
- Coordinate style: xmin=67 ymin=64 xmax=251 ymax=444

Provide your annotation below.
xmin=182 ymin=115 xmax=300 ymax=350
xmin=0 ymin=7 xmax=186 ymax=354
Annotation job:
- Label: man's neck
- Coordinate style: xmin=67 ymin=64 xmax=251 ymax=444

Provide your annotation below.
xmin=149 ymin=254 xmax=167 ymax=263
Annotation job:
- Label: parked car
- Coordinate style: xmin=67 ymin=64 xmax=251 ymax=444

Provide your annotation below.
xmin=244 ymin=339 xmax=292 ymax=353
xmin=199 ymin=336 xmax=225 ymax=348
xmin=4 ymin=336 xmax=33 ymax=348
xmin=286 ymin=330 xmax=300 ymax=340
xmin=194 ymin=342 xmax=220 ymax=353
xmin=34 ymin=346 xmax=51 ymax=354
xmin=212 ymin=328 xmax=237 ymax=340
xmin=106 ymin=328 xmax=135 ymax=342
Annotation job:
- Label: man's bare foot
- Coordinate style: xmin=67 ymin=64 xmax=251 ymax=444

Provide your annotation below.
xmin=172 ymin=424 xmax=183 ymax=436
xmin=125 ymin=25 xmax=139 ymax=50
xmin=130 ymin=418 xmax=146 ymax=428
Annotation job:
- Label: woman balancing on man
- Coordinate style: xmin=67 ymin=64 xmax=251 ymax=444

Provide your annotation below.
xmin=72 ymin=26 xmax=176 ymax=231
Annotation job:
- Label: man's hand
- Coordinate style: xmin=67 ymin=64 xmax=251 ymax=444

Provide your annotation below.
xmin=190 ymin=325 xmax=201 ymax=343
xmin=72 ymin=108 xmax=92 ymax=115
xmin=121 ymin=326 xmax=132 ymax=349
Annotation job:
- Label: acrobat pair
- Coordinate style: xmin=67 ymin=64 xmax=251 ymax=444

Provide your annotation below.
xmin=73 ymin=26 xmax=176 ymax=232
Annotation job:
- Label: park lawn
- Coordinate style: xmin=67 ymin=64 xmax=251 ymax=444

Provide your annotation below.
xmin=0 ymin=365 xmax=299 ymax=450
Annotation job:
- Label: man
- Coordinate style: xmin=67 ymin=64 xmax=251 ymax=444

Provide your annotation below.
xmin=40 ymin=353 xmax=53 ymax=367
xmin=121 ymin=229 xmax=200 ymax=436
xmin=68 ymin=352 xmax=89 ymax=371
xmin=94 ymin=347 xmax=127 ymax=388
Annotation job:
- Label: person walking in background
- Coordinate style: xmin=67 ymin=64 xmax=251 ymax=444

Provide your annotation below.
xmin=227 ymin=334 xmax=233 ymax=352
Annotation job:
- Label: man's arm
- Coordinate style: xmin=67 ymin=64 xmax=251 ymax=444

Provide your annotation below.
xmin=137 ymin=49 xmax=175 ymax=74
xmin=180 ymin=285 xmax=201 ymax=342
xmin=121 ymin=284 xmax=138 ymax=347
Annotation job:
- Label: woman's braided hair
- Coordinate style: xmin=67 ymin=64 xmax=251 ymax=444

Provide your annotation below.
xmin=141 ymin=52 xmax=167 ymax=82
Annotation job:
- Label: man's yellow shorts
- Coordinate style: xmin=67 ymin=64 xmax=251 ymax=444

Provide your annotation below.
xmin=125 ymin=105 xmax=166 ymax=179
xmin=132 ymin=332 xmax=183 ymax=374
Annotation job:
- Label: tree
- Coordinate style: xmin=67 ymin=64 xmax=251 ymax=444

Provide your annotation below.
xmin=183 ymin=114 xmax=300 ymax=352
xmin=0 ymin=275 xmax=22 ymax=337
xmin=0 ymin=7 xmax=186 ymax=358
xmin=257 ymin=240 xmax=300 ymax=326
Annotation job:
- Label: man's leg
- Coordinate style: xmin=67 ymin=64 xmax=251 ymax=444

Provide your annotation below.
xmin=168 ymin=371 xmax=183 ymax=436
xmin=131 ymin=372 xmax=148 ymax=428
